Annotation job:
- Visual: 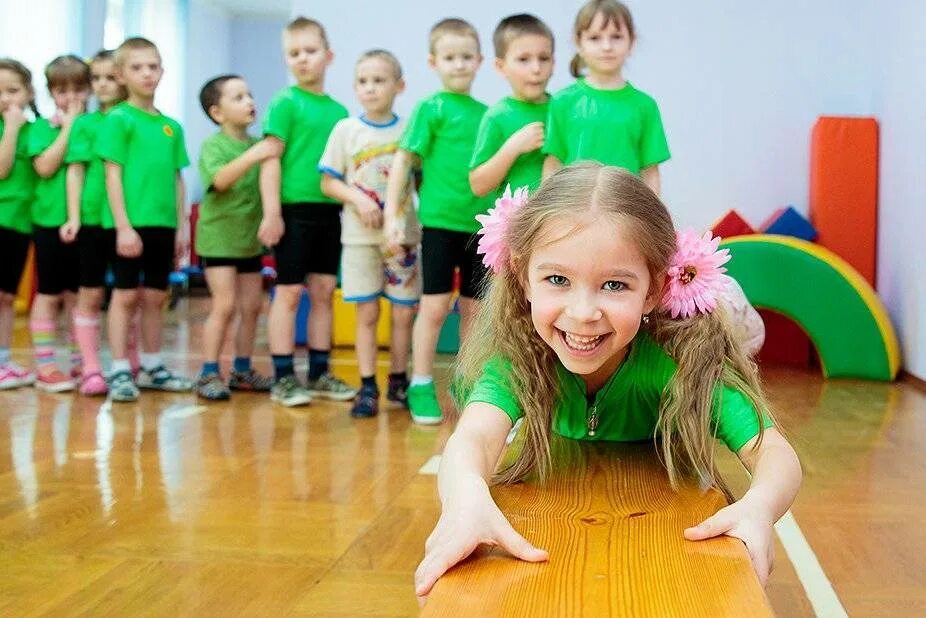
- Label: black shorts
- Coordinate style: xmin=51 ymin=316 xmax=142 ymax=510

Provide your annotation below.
xmin=273 ymin=203 xmax=342 ymax=284
xmin=0 ymin=226 xmax=31 ymax=295
xmin=200 ymin=255 xmax=263 ymax=273
xmin=78 ymin=225 xmax=116 ymax=288
xmin=112 ymin=226 xmax=175 ymax=290
xmin=421 ymin=227 xmax=488 ymax=299
xmin=33 ymin=225 xmax=80 ymax=295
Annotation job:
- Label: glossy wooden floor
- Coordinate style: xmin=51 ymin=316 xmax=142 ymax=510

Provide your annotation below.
xmin=1 ymin=298 xmax=925 ymax=616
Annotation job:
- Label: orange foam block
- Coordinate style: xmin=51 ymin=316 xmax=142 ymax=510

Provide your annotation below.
xmin=809 ymin=117 xmax=879 ymax=287
xmin=711 ymin=210 xmax=754 ymax=238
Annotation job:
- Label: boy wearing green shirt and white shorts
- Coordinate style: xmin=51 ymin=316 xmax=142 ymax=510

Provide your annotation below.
xmin=469 ymin=14 xmax=555 ymax=198
xmin=96 ymin=37 xmax=192 ymax=402
xmin=194 ymin=74 xmax=281 ymax=401
xmin=384 ymin=18 xmax=491 ymax=425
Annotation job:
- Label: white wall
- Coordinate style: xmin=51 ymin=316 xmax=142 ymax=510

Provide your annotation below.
xmin=230 ymin=15 xmax=289 ymax=121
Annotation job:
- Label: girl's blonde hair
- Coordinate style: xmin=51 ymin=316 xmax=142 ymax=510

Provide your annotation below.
xmin=570 ymin=0 xmax=636 ymax=78
xmin=0 ymin=58 xmax=40 ymax=117
xmin=456 ymin=162 xmax=771 ymax=492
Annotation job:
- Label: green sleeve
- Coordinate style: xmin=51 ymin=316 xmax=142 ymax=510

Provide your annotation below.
xmin=712 ymin=386 xmax=774 ymax=453
xmin=173 ymin=123 xmax=190 ymax=170
xmin=65 ymin=116 xmax=92 ymax=164
xmin=26 ymin=118 xmax=54 ymax=158
xmin=464 ymin=356 xmax=522 ymax=425
xmin=95 ymin=112 xmax=129 ymax=165
xmin=541 ymin=97 xmax=567 ymax=162
xmin=469 ymin=113 xmax=505 ymax=169
xmin=262 ymin=94 xmax=292 ymax=143
xmin=398 ymin=98 xmax=435 ymax=158
xmin=197 ymin=136 xmax=225 ymax=190
xmin=639 ymin=98 xmax=670 ymax=168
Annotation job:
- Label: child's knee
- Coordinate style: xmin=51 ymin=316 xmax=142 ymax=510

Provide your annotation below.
xmin=141 ymin=288 xmax=167 ymax=309
xmin=357 ymin=301 xmax=380 ymax=327
xmin=112 ymin=288 xmax=140 ymax=308
xmin=273 ymin=284 xmax=303 ymax=310
xmin=391 ymin=304 xmax=416 ymax=325
xmin=212 ymin=296 xmax=236 ymax=320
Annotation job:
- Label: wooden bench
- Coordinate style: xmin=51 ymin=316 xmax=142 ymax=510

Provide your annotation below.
xmin=422 ymin=441 xmax=771 ymax=616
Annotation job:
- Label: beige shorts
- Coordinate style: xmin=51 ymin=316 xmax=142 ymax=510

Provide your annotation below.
xmin=341 ymin=244 xmax=421 ymax=305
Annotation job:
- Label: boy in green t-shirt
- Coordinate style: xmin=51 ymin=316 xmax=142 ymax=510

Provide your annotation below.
xmin=469 ymin=14 xmax=555 ymax=198
xmin=27 ymin=55 xmax=90 ymax=393
xmin=194 ymin=74 xmax=281 ymax=401
xmin=96 ymin=37 xmax=192 ymax=402
xmin=258 ymin=17 xmax=354 ymax=407
xmin=383 ymin=18 xmax=490 ymax=425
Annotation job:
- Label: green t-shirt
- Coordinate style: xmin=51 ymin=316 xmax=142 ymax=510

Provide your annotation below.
xmin=262 ymin=86 xmax=348 ymax=205
xmin=466 ymin=332 xmax=771 ymax=453
xmin=399 ymin=91 xmax=492 ymax=233
xmin=27 ymin=117 xmax=67 ymax=227
xmin=196 ymin=131 xmax=262 ymax=258
xmin=94 ymin=102 xmax=189 ymax=229
xmin=543 ymin=80 xmax=670 ymax=175
xmin=0 ymin=119 xmax=35 ymax=234
xmin=65 ymin=111 xmax=107 ymax=226
xmin=470 ymin=96 xmax=549 ymax=195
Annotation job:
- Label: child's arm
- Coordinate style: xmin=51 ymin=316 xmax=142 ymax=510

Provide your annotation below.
xmin=415 ymin=403 xmax=549 ymax=599
xmin=542 ymin=154 xmax=562 ymax=180
xmin=257 ymin=137 xmax=285 ymax=247
xmin=212 ymin=138 xmax=282 ymax=193
xmin=641 ymin=165 xmax=661 ymax=195
xmin=320 ymin=174 xmax=383 ymax=229
xmin=60 ymin=162 xmax=85 ymax=243
xmin=174 ymin=171 xmax=186 ymax=265
xmin=684 ymin=428 xmax=801 ymax=585
xmin=383 ymin=148 xmax=418 ymax=248
xmin=0 ymin=107 xmax=26 ymax=179
xmin=469 ymin=123 xmax=545 ymax=197
xmin=104 ymin=161 xmax=142 ymax=258
xmin=33 ymin=102 xmax=81 ymax=178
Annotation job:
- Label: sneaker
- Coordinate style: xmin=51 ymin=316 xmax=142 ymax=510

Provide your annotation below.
xmin=0 ymin=362 xmax=36 ymax=389
xmin=137 ymin=365 xmax=193 ymax=392
xmin=229 ymin=368 xmax=273 ymax=392
xmin=306 ymin=372 xmax=358 ymax=401
xmin=270 ymin=375 xmax=312 ymax=407
xmin=407 ymin=382 xmax=443 ymax=425
xmin=79 ymin=372 xmax=109 ymax=396
xmin=70 ymin=364 xmax=83 ymax=380
xmin=386 ymin=376 xmax=409 ymax=408
xmin=109 ymin=370 xmax=139 ymax=402
xmin=195 ymin=374 xmax=230 ymax=401
xmin=350 ymin=385 xmax=380 ymax=418
xmin=35 ymin=368 xmax=75 ymax=393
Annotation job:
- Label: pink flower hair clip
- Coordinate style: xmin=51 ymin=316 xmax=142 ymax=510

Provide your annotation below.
xmin=661 ymin=229 xmax=732 ymax=319
xmin=475 ymin=184 xmax=530 ymax=273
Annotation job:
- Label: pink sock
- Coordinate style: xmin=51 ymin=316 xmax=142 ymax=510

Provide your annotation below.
xmin=29 ymin=318 xmax=56 ymax=370
xmin=73 ymin=312 xmax=101 ymax=376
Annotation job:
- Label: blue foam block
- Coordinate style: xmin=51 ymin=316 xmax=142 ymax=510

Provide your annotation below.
xmin=763 ymin=206 xmax=818 ymax=241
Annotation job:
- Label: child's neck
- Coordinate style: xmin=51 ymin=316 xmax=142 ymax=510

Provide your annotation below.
xmin=296 ymin=78 xmax=324 ymax=95
xmin=99 ymin=101 xmax=116 ymax=113
xmin=127 ymin=93 xmax=156 ymax=113
xmin=220 ymin=123 xmax=250 ymax=141
xmin=442 ymin=86 xmax=471 ymax=96
xmin=584 ymin=70 xmax=626 ymax=90
xmin=362 ymin=108 xmax=395 ymax=123
xmin=511 ymin=91 xmax=549 ymax=104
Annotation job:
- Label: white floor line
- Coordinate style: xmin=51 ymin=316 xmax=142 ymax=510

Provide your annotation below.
xmin=775 ymin=511 xmax=847 ymax=617
xmin=418 ymin=455 xmax=441 ymax=475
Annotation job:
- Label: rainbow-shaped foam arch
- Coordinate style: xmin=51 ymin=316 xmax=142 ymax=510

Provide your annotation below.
xmin=721 ymin=234 xmax=900 ymax=381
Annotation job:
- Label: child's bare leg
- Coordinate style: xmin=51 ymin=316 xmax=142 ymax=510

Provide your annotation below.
xmin=234 ymin=272 xmax=264 ymax=360
xmin=355 ymin=300 xmax=380 ymax=379
xmin=139 ymin=287 xmax=166 ymax=355
xmin=0 ymin=292 xmax=15 ymax=350
xmin=202 ymin=267 xmax=237 ymax=367
xmin=390 ymin=304 xmax=415 ymax=374
xmin=411 ymin=293 xmax=451 ymax=378
xmin=108 ymin=288 xmax=139 ymax=362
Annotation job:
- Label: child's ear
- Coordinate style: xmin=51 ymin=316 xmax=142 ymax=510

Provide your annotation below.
xmin=643 ymin=272 xmax=668 ymax=315
xmin=396 ymin=78 xmax=406 ymax=94
xmin=493 ymin=57 xmax=505 ymax=75
xmin=325 ymin=49 xmax=334 ymax=66
xmin=208 ymin=104 xmax=223 ymax=125
xmin=427 ymin=54 xmax=436 ymax=70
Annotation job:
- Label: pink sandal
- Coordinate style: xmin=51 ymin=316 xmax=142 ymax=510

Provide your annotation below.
xmin=79 ymin=372 xmax=109 ymax=396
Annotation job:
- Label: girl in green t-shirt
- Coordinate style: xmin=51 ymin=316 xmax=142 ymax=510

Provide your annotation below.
xmin=0 ymin=58 xmax=40 ymax=390
xmin=542 ymin=0 xmax=670 ymax=194
xmin=414 ymin=163 xmax=801 ymax=599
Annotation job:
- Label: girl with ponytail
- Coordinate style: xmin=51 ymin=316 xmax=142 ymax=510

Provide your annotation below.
xmin=542 ymin=0 xmax=670 ymax=195
xmin=414 ymin=163 xmax=801 ymax=598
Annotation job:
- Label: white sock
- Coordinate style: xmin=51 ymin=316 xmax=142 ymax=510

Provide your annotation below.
xmin=410 ymin=375 xmax=433 ymax=387
xmin=111 ymin=358 xmax=131 ymax=374
xmin=140 ymin=352 xmax=163 ymax=371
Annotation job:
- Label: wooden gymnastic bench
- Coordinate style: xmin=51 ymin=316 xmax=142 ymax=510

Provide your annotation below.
xmin=421 ymin=441 xmax=771 ymax=616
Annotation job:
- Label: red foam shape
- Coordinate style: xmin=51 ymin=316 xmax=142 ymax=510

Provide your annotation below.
xmin=711 ymin=210 xmax=755 ymax=238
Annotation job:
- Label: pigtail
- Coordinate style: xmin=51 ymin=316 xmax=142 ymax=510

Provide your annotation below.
xmin=569 ymin=53 xmax=584 ymax=78
xmin=0 ymin=58 xmax=38 ymax=117
xmin=28 ymin=100 xmax=40 ymax=118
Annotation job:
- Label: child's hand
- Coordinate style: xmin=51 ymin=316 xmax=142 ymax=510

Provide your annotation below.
xmin=258 ymin=214 xmax=285 ymax=247
xmin=116 ymin=227 xmax=143 ymax=258
xmin=174 ymin=230 xmax=187 ymax=266
xmin=684 ymin=498 xmax=775 ymax=586
xmin=2 ymin=105 xmax=26 ymax=130
xmin=506 ymin=122 xmax=545 ymax=155
xmin=59 ymin=219 xmax=80 ymax=244
xmin=414 ymin=476 xmax=548 ymax=600
xmin=382 ymin=210 xmax=403 ymax=252
xmin=249 ymin=139 xmax=283 ymax=163
xmin=354 ymin=193 xmax=383 ymax=229
xmin=62 ymin=99 xmax=83 ymax=128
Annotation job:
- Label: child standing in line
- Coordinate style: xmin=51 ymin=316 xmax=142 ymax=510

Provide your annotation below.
xmin=194 ymin=74 xmax=279 ymax=401
xmin=542 ymin=0 xmax=670 ymax=194
xmin=319 ymin=50 xmax=421 ymax=418
xmin=414 ymin=163 xmax=801 ymax=597
xmin=64 ymin=49 xmax=127 ymax=396
xmin=0 ymin=59 xmax=39 ymax=390
xmin=384 ymin=18 xmax=490 ymax=425
xmin=470 ymin=14 xmax=555 ymax=198
xmin=96 ymin=37 xmax=193 ymax=402
xmin=27 ymin=55 xmax=90 ymax=392
xmin=259 ymin=17 xmax=355 ymax=407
